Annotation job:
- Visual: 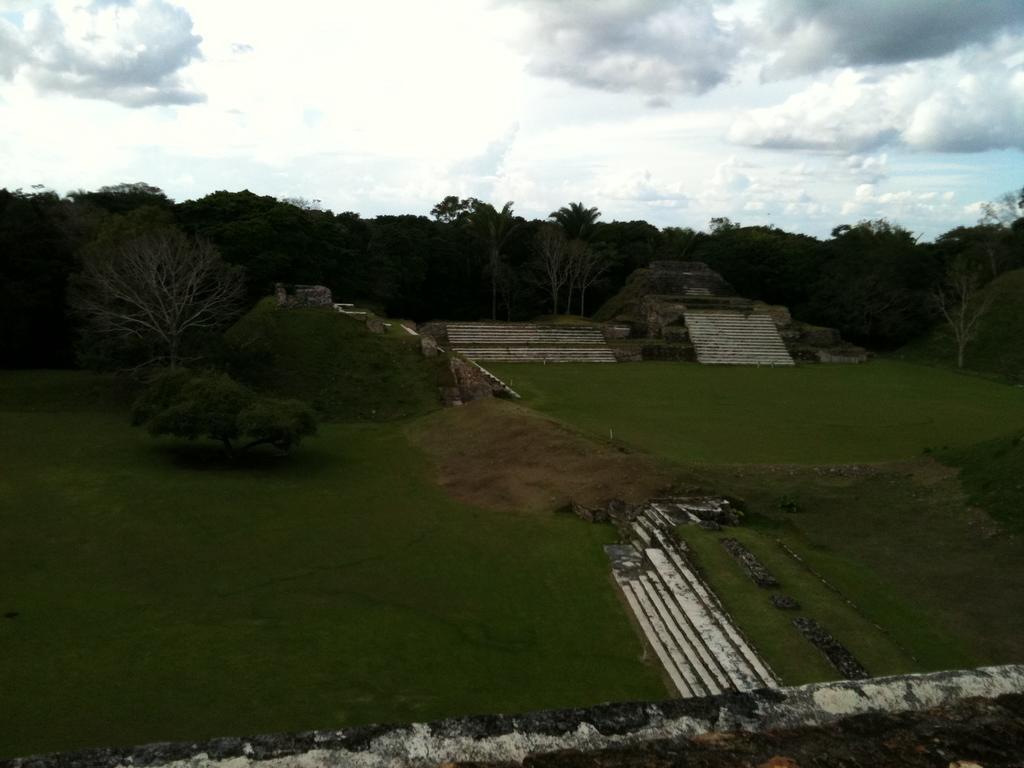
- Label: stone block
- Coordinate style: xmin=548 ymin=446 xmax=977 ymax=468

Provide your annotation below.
xmin=419 ymin=335 xmax=439 ymax=357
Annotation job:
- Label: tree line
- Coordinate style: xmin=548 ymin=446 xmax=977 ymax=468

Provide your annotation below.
xmin=2 ymin=182 xmax=1022 ymax=372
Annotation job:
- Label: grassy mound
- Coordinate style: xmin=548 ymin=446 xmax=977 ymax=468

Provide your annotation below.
xmin=900 ymin=268 xmax=1024 ymax=381
xmin=939 ymin=430 xmax=1024 ymax=534
xmin=225 ymin=299 xmax=442 ymax=421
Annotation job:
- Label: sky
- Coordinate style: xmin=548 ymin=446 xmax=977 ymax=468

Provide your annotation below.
xmin=0 ymin=0 xmax=1022 ymax=240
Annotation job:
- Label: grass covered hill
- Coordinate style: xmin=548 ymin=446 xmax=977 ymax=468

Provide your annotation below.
xmin=900 ymin=268 xmax=1024 ymax=382
xmin=225 ymin=299 xmax=443 ymax=421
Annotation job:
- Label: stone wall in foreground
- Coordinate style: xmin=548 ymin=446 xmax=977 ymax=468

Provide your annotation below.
xmin=5 ymin=666 xmax=1023 ymax=768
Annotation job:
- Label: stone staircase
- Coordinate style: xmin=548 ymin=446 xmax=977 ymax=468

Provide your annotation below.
xmin=684 ymin=311 xmax=794 ymax=366
xmin=607 ymin=503 xmax=778 ymax=698
xmin=448 ymin=323 xmax=616 ymax=363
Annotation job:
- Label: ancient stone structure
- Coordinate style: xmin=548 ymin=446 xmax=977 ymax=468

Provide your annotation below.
xmin=793 ymin=617 xmax=869 ymax=680
xmin=442 ymin=322 xmax=617 ymax=363
xmin=10 ymin=666 xmax=1022 ymax=767
xmin=438 ymin=358 xmax=517 ymax=406
xmin=597 ymin=261 xmax=868 ymax=365
xmin=273 ymin=283 xmax=333 ymax=308
xmin=721 ymin=538 xmax=779 ymax=588
xmin=607 ymin=499 xmax=779 ymax=698
xmin=771 ymin=593 xmax=801 ymax=610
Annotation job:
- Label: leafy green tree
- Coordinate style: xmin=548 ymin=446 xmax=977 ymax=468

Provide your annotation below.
xmin=690 ymin=224 xmax=820 ymax=308
xmin=174 ymin=190 xmax=365 ymax=302
xmin=659 ymin=226 xmax=698 ymax=260
xmin=708 ymin=216 xmax=740 ymax=234
xmin=808 ymin=220 xmax=939 ymax=346
xmin=430 ymin=195 xmax=480 ymax=224
xmin=132 ymin=370 xmax=316 ymax=457
xmin=0 ymin=189 xmax=80 ymax=367
xmin=464 ymin=201 xmax=519 ymax=320
xmin=68 ymin=182 xmax=173 ymax=215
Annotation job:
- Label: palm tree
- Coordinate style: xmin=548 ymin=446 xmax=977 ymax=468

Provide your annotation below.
xmin=465 ymin=201 xmax=519 ymax=320
xmin=549 ymin=202 xmax=601 ymax=242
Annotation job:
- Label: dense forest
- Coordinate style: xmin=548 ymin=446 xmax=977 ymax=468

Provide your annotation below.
xmin=1 ymin=182 xmax=1021 ymax=369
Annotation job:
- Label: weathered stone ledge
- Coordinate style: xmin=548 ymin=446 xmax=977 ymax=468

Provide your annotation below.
xmin=5 ymin=666 xmax=1023 ymax=768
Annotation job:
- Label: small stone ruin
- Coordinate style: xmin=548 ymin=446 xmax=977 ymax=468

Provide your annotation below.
xmin=274 ymin=283 xmax=333 ymax=308
xmin=793 ymin=616 xmax=869 ymax=680
xmin=721 ymin=537 xmax=779 ymax=588
xmin=771 ymin=593 xmax=801 ymax=610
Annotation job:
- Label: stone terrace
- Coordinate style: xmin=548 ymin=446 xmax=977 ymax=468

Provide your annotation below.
xmin=448 ymin=323 xmax=616 ymax=363
xmin=607 ymin=501 xmax=778 ymax=698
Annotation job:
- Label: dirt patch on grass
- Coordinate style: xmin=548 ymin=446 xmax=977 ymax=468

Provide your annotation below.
xmin=408 ymin=398 xmax=673 ymax=513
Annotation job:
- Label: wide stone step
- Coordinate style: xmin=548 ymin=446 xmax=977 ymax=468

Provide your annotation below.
xmin=645 ymin=548 xmax=766 ymax=691
xmin=458 ymin=349 xmax=617 ymax=362
xmin=459 ymin=351 xmax=616 ymax=357
xmin=652 ymin=546 xmax=778 ymax=688
xmin=686 ymin=309 xmax=796 ymax=366
xmin=631 ymin=526 xmax=736 ymax=691
xmin=448 ymin=324 xmax=606 ymax=344
xmin=637 ymin=573 xmax=722 ymax=696
xmin=616 ymin=576 xmax=692 ymax=697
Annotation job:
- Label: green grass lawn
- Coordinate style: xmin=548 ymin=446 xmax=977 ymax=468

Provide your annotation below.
xmin=488 ymin=360 xmax=1024 ymax=463
xmin=938 ymin=430 xmax=1024 ymax=534
xmin=676 ymin=527 xmax=922 ymax=685
xmin=6 ymin=356 xmax=1024 ymax=759
xmin=0 ymin=371 xmax=663 ymax=759
xmin=489 ymin=360 xmax=1024 ymax=677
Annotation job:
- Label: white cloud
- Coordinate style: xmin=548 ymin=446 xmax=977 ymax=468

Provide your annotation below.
xmin=759 ymin=0 xmax=1024 ymax=79
xmin=597 ymin=170 xmax=690 ymax=207
xmin=0 ymin=0 xmax=204 ymax=107
xmin=729 ymin=42 xmax=1024 ymax=153
xmin=843 ymin=153 xmax=888 ymax=183
xmin=0 ymin=0 xmax=1016 ymax=242
xmin=509 ymin=0 xmax=738 ymax=95
xmin=840 ymin=182 xmax=960 ymax=226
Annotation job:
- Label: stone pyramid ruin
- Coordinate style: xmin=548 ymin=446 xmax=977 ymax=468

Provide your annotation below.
xmin=596 ymin=261 xmax=868 ymax=365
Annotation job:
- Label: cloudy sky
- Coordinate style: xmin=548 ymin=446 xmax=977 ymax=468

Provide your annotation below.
xmin=0 ymin=0 xmax=1022 ymax=239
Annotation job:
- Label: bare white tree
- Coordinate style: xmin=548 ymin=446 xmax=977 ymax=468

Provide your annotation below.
xmin=574 ymin=243 xmax=612 ymax=317
xmin=933 ymin=257 xmax=994 ymax=369
xmin=532 ymin=224 xmax=570 ymax=315
xmin=71 ymin=230 xmax=245 ymax=369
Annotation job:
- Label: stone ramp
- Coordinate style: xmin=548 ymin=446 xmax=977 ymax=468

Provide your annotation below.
xmin=685 ymin=310 xmax=794 ymax=366
xmin=448 ymin=323 xmax=616 ymax=363
xmin=607 ymin=503 xmax=778 ymax=699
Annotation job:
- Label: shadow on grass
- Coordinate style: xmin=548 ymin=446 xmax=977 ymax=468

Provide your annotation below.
xmin=148 ymin=440 xmax=336 ymax=476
